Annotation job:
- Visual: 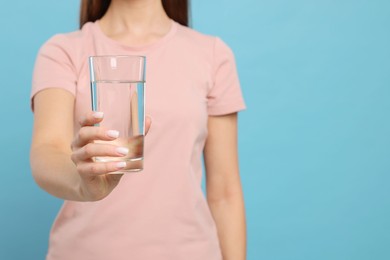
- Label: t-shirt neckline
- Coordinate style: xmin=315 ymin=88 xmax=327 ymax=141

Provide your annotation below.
xmin=93 ymin=19 xmax=178 ymax=53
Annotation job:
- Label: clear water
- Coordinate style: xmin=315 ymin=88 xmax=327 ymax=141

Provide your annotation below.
xmin=91 ymin=80 xmax=145 ymax=172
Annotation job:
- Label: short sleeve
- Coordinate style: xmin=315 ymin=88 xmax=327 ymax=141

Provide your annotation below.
xmin=207 ymin=37 xmax=246 ymax=115
xmin=31 ymin=34 xmax=77 ymax=110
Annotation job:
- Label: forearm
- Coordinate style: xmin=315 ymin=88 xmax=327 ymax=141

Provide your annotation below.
xmin=30 ymin=144 xmax=82 ymax=201
xmin=208 ymin=193 xmax=247 ymax=260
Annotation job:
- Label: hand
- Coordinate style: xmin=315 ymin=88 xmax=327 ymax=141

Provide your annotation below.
xmin=70 ymin=111 xmax=151 ymax=201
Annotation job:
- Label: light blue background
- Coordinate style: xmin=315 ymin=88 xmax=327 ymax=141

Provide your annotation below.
xmin=1 ymin=0 xmax=389 ymax=259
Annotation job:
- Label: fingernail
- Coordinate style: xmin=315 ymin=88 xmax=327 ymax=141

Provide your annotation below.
xmin=107 ymin=130 xmax=119 ymax=138
xmin=93 ymin=112 xmax=104 ymax=118
xmin=116 ymin=162 xmax=126 ymax=168
xmin=116 ymin=147 xmax=129 ymax=155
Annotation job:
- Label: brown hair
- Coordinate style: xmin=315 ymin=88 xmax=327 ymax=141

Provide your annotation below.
xmin=80 ymin=0 xmax=189 ymax=29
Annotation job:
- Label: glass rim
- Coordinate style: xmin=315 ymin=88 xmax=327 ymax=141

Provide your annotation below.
xmin=89 ymin=55 xmax=146 ymax=60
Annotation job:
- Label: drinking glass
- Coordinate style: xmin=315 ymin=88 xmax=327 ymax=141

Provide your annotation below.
xmin=89 ymin=55 xmax=146 ymax=173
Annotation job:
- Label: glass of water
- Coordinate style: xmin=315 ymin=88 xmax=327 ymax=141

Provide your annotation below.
xmin=89 ymin=55 xmax=146 ymax=173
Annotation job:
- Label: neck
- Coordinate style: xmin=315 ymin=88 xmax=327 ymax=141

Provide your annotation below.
xmin=100 ymin=0 xmax=171 ymax=37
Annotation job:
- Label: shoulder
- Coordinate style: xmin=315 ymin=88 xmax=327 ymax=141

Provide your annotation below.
xmin=35 ymin=22 xmax=97 ymax=73
xmin=174 ymin=23 xmax=235 ymax=62
xmin=38 ymin=22 xmax=95 ymax=55
xmin=175 ymin=24 xmax=215 ymax=45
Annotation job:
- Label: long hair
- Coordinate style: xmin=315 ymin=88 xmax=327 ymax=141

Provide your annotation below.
xmin=79 ymin=0 xmax=189 ymax=29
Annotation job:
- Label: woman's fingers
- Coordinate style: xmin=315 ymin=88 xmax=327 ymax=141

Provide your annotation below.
xmin=77 ymin=160 xmax=143 ymax=177
xmin=78 ymin=111 xmax=104 ymax=127
xmin=70 ymin=112 xmax=151 ymax=180
xmin=77 ymin=161 xmax=127 ymax=176
xmin=73 ymin=111 xmax=118 ymax=149
xmin=72 ymin=126 xmax=120 ymax=149
xmin=71 ymin=143 xmax=129 ymax=162
xmin=75 ymin=113 xmax=151 ymax=150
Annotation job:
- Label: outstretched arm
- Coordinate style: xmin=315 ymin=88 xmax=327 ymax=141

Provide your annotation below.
xmin=30 ymin=88 xmax=151 ymax=201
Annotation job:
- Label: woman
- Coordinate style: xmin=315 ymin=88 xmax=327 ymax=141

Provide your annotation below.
xmin=30 ymin=0 xmax=246 ymax=259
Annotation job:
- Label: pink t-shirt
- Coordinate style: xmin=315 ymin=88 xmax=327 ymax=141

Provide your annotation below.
xmin=32 ymin=20 xmax=245 ymax=260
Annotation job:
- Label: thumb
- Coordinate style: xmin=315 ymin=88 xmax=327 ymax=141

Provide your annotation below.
xmin=145 ymin=116 xmax=152 ymax=135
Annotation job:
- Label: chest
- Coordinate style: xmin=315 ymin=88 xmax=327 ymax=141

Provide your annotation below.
xmin=74 ymin=49 xmax=211 ymax=139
